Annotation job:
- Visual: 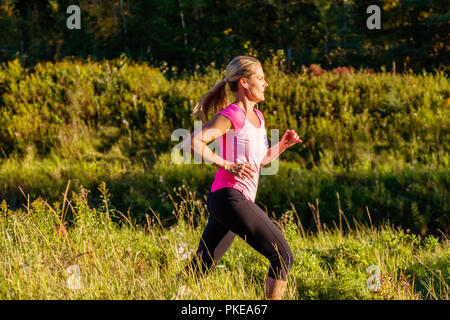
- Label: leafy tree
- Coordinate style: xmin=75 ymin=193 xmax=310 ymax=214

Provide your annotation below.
xmin=0 ymin=0 xmax=447 ymax=71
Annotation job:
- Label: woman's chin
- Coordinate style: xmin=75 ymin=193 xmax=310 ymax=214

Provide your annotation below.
xmin=251 ymin=93 xmax=264 ymax=103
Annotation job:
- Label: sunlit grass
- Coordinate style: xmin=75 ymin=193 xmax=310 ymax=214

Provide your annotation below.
xmin=0 ymin=183 xmax=447 ymax=300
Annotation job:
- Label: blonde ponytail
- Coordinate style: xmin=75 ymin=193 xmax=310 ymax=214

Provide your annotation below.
xmin=192 ymin=56 xmax=261 ymax=122
xmin=192 ymin=79 xmax=229 ymax=122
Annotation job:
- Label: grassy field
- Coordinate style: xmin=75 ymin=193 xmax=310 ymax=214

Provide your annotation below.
xmin=0 ymin=58 xmax=448 ymax=299
xmin=0 ymin=183 xmax=447 ymax=300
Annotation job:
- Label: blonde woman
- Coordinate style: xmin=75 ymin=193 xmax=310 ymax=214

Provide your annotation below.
xmin=181 ymin=56 xmax=302 ymax=300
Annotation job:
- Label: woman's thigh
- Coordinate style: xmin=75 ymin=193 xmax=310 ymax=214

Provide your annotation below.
xmin=208 ymin=188 xmax=291 ymax=261
xmin=196 ymin=213 xmax=236 ymax=262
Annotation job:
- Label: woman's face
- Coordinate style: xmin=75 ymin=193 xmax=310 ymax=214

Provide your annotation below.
xmin=245 ymin=64 xmax=268 ymax=102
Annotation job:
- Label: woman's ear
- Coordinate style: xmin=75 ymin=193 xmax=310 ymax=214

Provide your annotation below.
xmin=239 ymin=78 xmax=248 ymax=89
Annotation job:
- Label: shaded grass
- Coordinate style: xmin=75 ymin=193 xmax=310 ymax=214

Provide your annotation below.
xmin=1 ymin=150 xmax=448 ymax=235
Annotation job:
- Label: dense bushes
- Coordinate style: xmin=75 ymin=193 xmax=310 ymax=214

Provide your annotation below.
xmin=0 ymin=58 xmax=448 ymax=235
xmin=1 ymin=58 xmax=448 ymax=166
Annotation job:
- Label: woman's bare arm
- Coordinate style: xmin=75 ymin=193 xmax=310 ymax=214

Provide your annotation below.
xmin=260 ymin=141 xmax=287 ymax=167
xmin=186 ymin=114 xmax=232 ymax=169
xmin=260 ymin=129 xmax=302 ymax=167
xmin=182 ymin=114 xmax=256 ymax=179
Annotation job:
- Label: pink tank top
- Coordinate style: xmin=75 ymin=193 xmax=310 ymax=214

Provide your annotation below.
xmin=210 ymin=103 xmax=269 ymax=202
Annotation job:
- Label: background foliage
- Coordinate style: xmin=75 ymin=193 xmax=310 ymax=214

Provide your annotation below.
xmin=0 ymin=0 xmax=448 ymax=72
xmin=0 ymin=57 xmax=448 ymax=235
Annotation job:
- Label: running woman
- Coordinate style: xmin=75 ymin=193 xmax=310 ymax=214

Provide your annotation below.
xmin=181 ymin=56 xmax=302 ymax=300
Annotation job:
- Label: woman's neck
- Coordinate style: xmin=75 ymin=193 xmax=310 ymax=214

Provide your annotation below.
xmin=232 ymin=97 xmax=256 ymax=114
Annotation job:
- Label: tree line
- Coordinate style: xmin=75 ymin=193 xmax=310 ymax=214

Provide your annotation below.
xmin=0 ymin=0 xmax=448 ymax=72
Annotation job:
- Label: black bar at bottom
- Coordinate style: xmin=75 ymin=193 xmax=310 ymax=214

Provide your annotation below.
xmin=0 ymin=300 xmax=446 ymax=319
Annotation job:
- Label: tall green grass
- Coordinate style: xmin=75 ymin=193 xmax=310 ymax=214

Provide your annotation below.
xmin=0 ymin=184 xmax=448 ymax=300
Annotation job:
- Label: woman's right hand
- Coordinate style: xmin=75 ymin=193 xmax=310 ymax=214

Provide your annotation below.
xmin=224 ymin=162 xmax=257 ymax=180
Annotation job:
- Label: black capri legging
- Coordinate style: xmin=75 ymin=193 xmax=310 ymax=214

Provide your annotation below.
xmin=184 ymin=187 xmax=294 ymax=281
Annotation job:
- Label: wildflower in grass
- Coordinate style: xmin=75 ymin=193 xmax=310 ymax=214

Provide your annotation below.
xmin=174 ymin=285 xmax=198 ymax=299
xmin=180 ymin=249 xmax=195 ymax=261
xmin=309 ymin=64 xmax=325 ymax=76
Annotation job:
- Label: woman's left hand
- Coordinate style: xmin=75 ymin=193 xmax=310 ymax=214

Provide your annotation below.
xmin=280 ymin=129 xmax=303 ymax=149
